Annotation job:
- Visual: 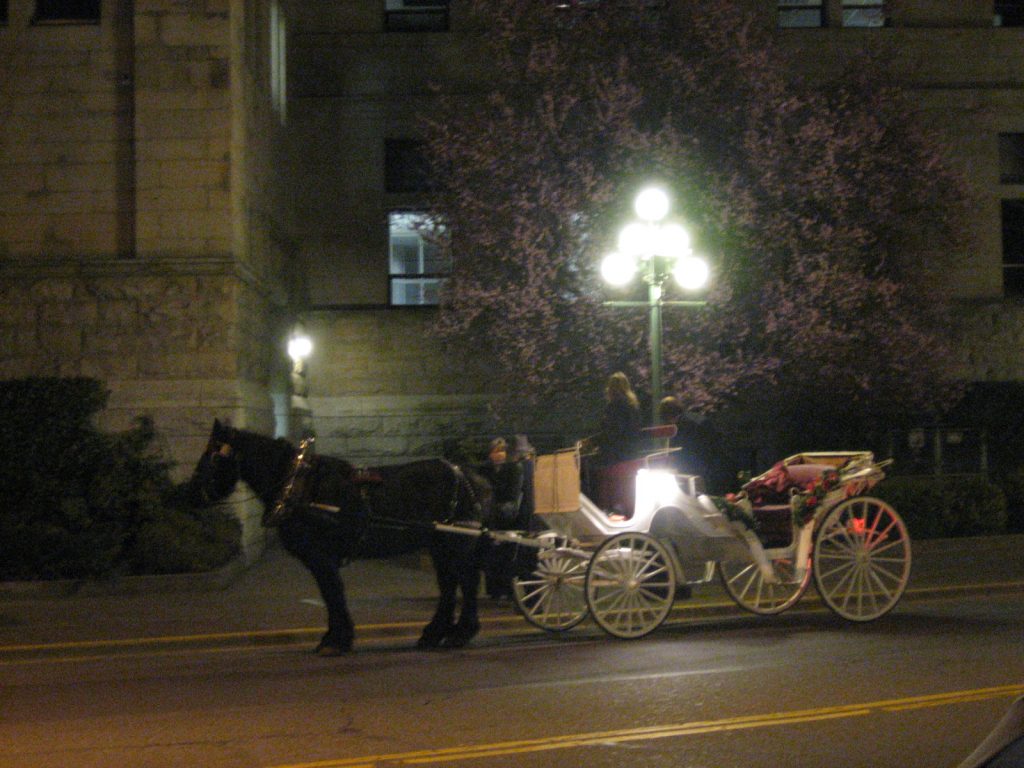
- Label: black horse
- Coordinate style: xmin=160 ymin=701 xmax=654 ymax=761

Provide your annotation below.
xmin=187 ymin=420 xmax=498 ymax=655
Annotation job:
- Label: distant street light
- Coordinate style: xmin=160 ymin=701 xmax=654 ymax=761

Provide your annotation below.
xmin=601 ymin=186 xmax=709 ymax=421
xmin=287 ymin=333 xmax=313 ymax=364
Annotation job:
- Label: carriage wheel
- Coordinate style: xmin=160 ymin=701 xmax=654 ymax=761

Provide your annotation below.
xmin=718 ymin=550 xmax=810 ymax=615
xmin=812 ymin=496 xmax=911 ymax=622
xmin=585 ymin=533 xmax=676 ymax=639
xmin=512 ymin=547 xmax=590 ymax=633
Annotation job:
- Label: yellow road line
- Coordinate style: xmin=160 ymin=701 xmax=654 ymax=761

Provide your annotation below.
xmin=2 ymin=579 xmax=1021 ymax=658
xmin=267 ymin=684 xmax=1024 ymax=768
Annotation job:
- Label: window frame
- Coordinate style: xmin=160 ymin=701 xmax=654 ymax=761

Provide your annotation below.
xmin=383 ymin=0 xmax=449 ymax=33
xmin=387 ymin=210 xmax=450 ymax=307
xmin=778 ymin=1 xmax=825 ymax=28
xmin=1002 ymin=199 xmax=1024 ymax=298
xmin=995 ymin=0 xmax=1024 ymax=27
xmin=385 ymin=138 xmax=432 ymax=195
xmin=33 ymin=0 xmax=101 ymax=24
xmin=841 ymin=0 xmax=885 ymax=27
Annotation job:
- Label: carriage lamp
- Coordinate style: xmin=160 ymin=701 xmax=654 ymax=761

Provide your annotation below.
xmin=601 ymin=186 xmax=710 ymax=421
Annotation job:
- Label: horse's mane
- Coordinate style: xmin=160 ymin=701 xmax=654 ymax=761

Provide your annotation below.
xmin=224 ymin=427 xmax=304 ymax=506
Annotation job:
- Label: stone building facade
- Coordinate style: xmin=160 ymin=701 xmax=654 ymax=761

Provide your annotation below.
xmin=0 ymin=0 xmax=296 ymax=558
xmin=1 ymin=1 xmax=1023 ymax=556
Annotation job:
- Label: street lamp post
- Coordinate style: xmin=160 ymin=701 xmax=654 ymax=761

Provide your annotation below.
xmin=601 ymin=187 xmax=709 ymax=422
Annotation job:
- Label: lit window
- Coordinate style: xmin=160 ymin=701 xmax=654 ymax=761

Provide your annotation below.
xmin=389 ymin=212 xmax=450 ymax=306
xmin=842 ymin=0 xmax=885 ymax=27
xmin=384 ymin=0 xmax=449 ymax=33
xmin=778 ymin=1 xmax=824 ymax=28
xmin=1003 ymin=199 xmax=1024 ymax=297
xmin=995 ymin=1 xmax=1024 ymax=27
xmin=34 ymin=0 xmax=100 ymax=23
xmin=999 ymin=134 xmax=1024 ymax=183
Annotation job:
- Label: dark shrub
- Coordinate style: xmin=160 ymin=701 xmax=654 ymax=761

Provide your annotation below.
xmin=0 ymin=377 xmax=239 ymax=580
xmin=997 ymin=467 xmax=1024 ymax=533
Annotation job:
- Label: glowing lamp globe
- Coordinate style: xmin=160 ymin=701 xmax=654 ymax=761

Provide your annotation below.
xmin=600 ymin=251 xmax=637 ymax=286
xmin=634 ymin=187 xmax=670 ymax=222
xmin=673 ymin=255 xmax=710 ymax=291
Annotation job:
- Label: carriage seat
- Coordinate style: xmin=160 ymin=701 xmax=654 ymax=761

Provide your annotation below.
xmin=740 ymin=462 xmax=834 ymax=547
xmin=743 ymin=462 xmax=834 ymax=506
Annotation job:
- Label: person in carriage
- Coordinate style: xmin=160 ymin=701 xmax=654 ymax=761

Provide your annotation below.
xmin=586 ymin=372 xmax=643 ymax=517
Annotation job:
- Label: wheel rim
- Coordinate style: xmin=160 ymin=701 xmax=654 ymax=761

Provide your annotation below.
xmin=813 ymin=497 xmax=911 ymax=621
xmin=585 ymin=533 xmax=676 ymax=639
xmin=719 ymin=553 xmax=810 ymax=615
xmin=512 ymin=549 xmax=589 ymax=632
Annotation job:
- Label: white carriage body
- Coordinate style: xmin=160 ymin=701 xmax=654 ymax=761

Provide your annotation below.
xmin=515 ymin=445 xmax=911 ymax=638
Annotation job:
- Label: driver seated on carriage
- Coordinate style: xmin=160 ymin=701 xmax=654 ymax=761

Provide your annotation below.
xmin=474 ymin=436 xmax=529 ymax=599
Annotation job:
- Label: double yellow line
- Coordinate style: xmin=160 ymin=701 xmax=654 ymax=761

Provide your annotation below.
xmin=270 ymin=684 xmax=1024 ymax=768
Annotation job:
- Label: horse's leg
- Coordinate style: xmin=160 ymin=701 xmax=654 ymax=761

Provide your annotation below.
xmin=417 ymin=540 xmax=459 ymax=649
xmin=446 ymin=544 xmax=482 ymax=648
xmin=279 ymin=519 xmax=355 ymax=656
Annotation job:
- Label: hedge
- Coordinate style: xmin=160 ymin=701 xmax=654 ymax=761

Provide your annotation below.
xmin=873 ymin=474 xmax=1008 ymax=540
xmin=0 ymin=377 xmax=239 ymax=580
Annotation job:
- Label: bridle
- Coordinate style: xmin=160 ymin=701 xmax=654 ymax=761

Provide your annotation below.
xmin=194 ymin=438 xmax=239 ymax=506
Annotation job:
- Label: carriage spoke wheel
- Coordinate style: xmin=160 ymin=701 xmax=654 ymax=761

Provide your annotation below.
xmin=812 ymin=496 xmax=911 ymax=622
xmin=512 ymin=547 xmax=589 ymax=632
xmin=718 ymin=550 xmax=810 ymax=615
xmin=585 ymin=533 xmax=676 ymax=639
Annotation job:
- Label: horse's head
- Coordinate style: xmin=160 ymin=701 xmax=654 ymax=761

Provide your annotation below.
xmin=187 ymin=419 xmax=242 ymax=506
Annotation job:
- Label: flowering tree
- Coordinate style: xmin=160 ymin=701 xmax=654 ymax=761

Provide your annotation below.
xmin=421 ymin=0 xmax=970 ymax=448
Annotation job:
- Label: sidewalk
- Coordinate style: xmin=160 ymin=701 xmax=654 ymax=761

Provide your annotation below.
xmin=1 ymin=534 xmax=1022 ymax=656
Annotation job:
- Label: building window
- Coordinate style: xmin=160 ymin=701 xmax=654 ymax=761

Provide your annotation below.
xmin=389 ymin=211 xmax=450 ymax=306
xmin=270 ymin=0 xmax=287 ymax=124
xmin=1004 ymin=199 xmax=1024 ymax=297
xmin=384 ymin=0 xmax=449 ymax=33
xmin=34 ymin=0 xmax=100 ymax=23
xmin=1000 ymin=134 xmax=1024 ymax=183
xmin=385 ymin=139 xmax=432 ymax=194
xmin=778 ymin=1 xmax=824 ymax=28
xmin=842 ymin=0 xmax=885 ymax=27
xmin=1 ymin=1 xmax=8 ymax=25
xmin=995 ymin=1 xmax=1024 ymax=26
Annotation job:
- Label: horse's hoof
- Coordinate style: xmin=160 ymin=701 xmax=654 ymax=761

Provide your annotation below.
xmin=443 ymin=625 xmax=479 ymax=649
xmin=315 ymin=644 xmax=348 ymax=657
xmin=315 ymin=635 xmax=352 ymax=656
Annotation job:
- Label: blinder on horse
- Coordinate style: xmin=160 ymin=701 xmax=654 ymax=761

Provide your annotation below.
xmin=192 ymin=438 xmax=240 ymax=506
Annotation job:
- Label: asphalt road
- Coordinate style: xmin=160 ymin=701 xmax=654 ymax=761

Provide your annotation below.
xmin=1 ymin=590 xmax=1022 ymax=768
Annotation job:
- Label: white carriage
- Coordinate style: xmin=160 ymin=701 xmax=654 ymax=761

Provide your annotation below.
xmin=511 ymin=443 xmax=912 ymax=639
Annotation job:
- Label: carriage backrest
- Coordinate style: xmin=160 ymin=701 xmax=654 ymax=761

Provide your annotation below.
xmin=532 ymin=448 xmax=581 ymax=516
